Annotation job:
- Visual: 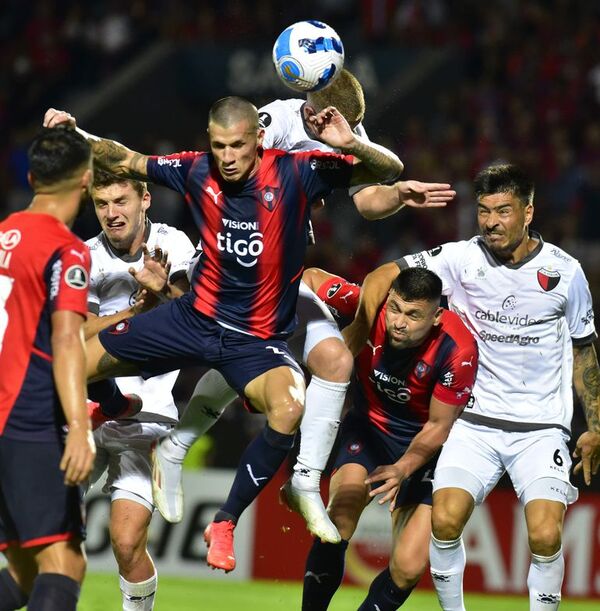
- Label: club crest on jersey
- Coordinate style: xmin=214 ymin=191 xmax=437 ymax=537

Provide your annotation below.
xmin=502 ymin=295 xmax=517 ymax=310
xmin=537 ymin=267 xmax=560 ymax=291
xmin=258 ymin=112 xmax=272 ymax=128
xmin=326 ymin=282 xmax=342 ymax=298
xmin=259 ymin=186 xmax=280 ymax=211
xmin=65 ymin=265 xmax=88 ymax=289
xmin=109 ymin=320 xmax=130 ymax=335
xmin=414 ymin=360 xmax=430 ymax=379
xmin=427 ymin=246 xmax=442 ymax=257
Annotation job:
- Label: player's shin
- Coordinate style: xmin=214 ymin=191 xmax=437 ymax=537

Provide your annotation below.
xmin=120 ymin=573 xmax=157 ymax=611
xmin=527 ymin=549 xmax=563 ymax=611
xmin=357 ymin=567 xmax=415 ymax=610
xmin=429 ymin=535 xmax=466 ymax=611
xmin=0 ymin=568 xmax=29 ymax=611
xmin=302 ymin=539 xmax=349 ymax=611
xmin=292 ymin=376 xmax=348 ymax=491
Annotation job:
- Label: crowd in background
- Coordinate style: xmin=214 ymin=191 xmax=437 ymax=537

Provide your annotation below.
xmin=2 ymin=0 xmax=599 ymax=475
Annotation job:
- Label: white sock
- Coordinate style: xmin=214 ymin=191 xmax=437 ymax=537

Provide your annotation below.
xmin=429 ymin=535 xmax=466 ymax=611
xmin=527 ymin=548 xmax=563 ymax=610
xmin=120 ymin=573 xmax=157 ymax=611
xmin=165 ymin=369 xmax=237 ymax=461
xmin=292 ymin=375 xmax=348 ymax=491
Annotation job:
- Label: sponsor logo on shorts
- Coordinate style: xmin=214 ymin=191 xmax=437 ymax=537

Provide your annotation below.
xmin=537 ymin=267 xmax=561 ymax=291
xmin=65 ymin=265 xmax=88 ymax=289
xmin=348 ymin=442 xmax=362 ymax=455
xmin=109 ymin=320 xmax=130 ymax=335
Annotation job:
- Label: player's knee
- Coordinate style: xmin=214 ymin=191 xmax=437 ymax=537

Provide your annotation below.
xmin=528 ymin=521 xmax=562 ymax=556
xmin=307 ymin=338 xmax=353 ymax=382
xmin=431 ymin=503 xmax=466 ymax=541
xmin=389 ymin=555 xmax=426 ymax=589
xmin=111 ymin=531 xmax=147 ymax=570
xmin=265 ymin=393 xmax=304 ymax=433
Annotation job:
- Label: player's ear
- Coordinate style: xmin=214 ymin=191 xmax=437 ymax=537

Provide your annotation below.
xmin=27 ymin=171 xmax=35 ymax=189
xmin=432 ymin=306 xmax=444 ymax=326
xmin=141 ymin=188 xmax=151 ymax=213
xmin=81 ymin=168 xmax=93 ymax=191
xmin=257 ymin=128 xmax=265 ymax=148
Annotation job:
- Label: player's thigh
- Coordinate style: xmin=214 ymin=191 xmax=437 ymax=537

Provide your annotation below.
xmin=433 ymin=420 xmax=505 ymax=505
xmin=244 ymin=365 xmax=305 ymax=422
xmin=101 ymin=422 xmax=170 ymax=513
xmin=86 ymin=333 xmax=140 ymax=381
xmin=288 ymin=281 xmax=343 ymax=365
xmin=505 ymin=429 xmax=578 ymax=507
xmin=32 ymin=539 xmax=86 ymax=583
xmin=328 ymin=463 xmax=370 ymax=539
xmin=390 ymin=504 xmax=432 ymax=582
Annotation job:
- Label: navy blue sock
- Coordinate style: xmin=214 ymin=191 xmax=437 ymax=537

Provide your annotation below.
xmin=0 ymin=568 xmax=28 ymax=611
xmin=357 ymin=567 xmax=415 ymax=610
xmin=27 ymin=573 xmax=80 ymax=611
xmin=87 ymin=379 xmax=127 ymax=417
xmin=217 ymin=425 xmax=295 ymax=522
xmin=302 ymin=539 xmax=349 ymax=611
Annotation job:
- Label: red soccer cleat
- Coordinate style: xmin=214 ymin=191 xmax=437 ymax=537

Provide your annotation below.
xmin=204 ymin=520 xmax=236 ymax=572
xmin=87 ymin=394 xmax=143 ymax=430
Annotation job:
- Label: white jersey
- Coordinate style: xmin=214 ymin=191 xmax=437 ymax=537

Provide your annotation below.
xmin=397 ymin=233 xmax=597 ymax=433
xmin=86 ymin=221 xmax=196 ymax=422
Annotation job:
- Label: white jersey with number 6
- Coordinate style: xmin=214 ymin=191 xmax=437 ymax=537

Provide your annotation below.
xmin=397 ymin=232 xmax=596 ymax=433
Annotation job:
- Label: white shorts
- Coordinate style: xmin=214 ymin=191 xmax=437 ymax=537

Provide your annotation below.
xmin=433 ymin=419 xmax=578 ymax=507
xmin=288 ymin=281 xmax=343 ymax=364
xmin=90 ymin=421 xmax=172 ymax=512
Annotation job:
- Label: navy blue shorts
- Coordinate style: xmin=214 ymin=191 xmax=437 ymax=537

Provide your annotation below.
xmin=99 ymin=292 xmax=302 ymax=397
xmin=0 ymin=436 xmax=86 ymax=550
xmin=333 ymin=411 xmax=437 ymax=507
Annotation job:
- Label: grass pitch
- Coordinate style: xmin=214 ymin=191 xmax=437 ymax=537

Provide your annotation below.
xmin=80 ymin=572 xmax=599 ymax=610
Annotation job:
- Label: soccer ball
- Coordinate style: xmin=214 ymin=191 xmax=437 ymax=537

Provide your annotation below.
xmin=272 ymin=20 xmax=344 ymax=93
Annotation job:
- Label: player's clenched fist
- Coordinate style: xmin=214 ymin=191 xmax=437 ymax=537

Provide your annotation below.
xmin=43 ymin=107 xmax=77 ymax=129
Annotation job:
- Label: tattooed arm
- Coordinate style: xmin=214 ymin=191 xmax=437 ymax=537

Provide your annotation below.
xmin=572 ymin=342 xmax=600 ymax=485
xmin=306 ymin=106 xmax=403 ymax=185
xmin=43 ymin=108 xmax=150 ymax=180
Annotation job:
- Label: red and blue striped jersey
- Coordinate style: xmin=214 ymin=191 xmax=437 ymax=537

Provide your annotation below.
xmin=147 ymin=148 xmax=354 ymax=339
xmin=0 ymin=212 xmax=90 ymax=440
xmin=317 ymin=275 xmax=478 ymax=444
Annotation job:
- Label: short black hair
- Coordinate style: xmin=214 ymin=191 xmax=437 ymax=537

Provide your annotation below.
xmin=208 ymin=96 xmax=259 ymax=130
xmin=474 ymin=163 xmax=535 ymax=206
xmin=391 ymin=267 xmax=442 ymax=303
xmin=28 ymin=127 xmax=91 ymax=186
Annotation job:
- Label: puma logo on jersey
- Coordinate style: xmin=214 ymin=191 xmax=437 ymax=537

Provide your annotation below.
xmin=367 ymin=340 xmax=383 ymax=356
xmin=461 ymin=356 xmax=474 ymax=367
xmin=70 ymin=249 xmax=86 ymax=262
xmin=206 ymin=186 xmax=223 ymax=205
xmin=340 ymin=291 xmax=354 ymax=303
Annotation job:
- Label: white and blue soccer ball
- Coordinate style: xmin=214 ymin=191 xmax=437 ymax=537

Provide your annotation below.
xmin=272 ymin=20 xmax=344 ymax=92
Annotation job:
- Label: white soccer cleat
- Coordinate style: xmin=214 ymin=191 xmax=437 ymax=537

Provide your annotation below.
xmin=280 ymin=479 xmax=341 ymax=544
xmin=151 ymin=439 xmax=184 ymax=523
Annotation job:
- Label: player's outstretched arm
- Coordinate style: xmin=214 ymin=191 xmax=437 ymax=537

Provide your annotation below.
xmin=572 ymin=343 xmax=600 ymax=485
xmin=353 ymin=180 xmax=457 ymax=220
xmin=342 ymin=261 xmax=400 ymax=356
xmin=51 ymin=310 xmax=96 ymax=485
xmin=306 ymin=106 xmax=403 ymax=185
xmin=43 ymin=108 xmax=150 ymax=181
xmin=365 ymin=397 xmax=459 ymax=511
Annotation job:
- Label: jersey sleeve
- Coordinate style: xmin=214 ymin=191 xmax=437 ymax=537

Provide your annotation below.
xmin=146 ymin=152 xmax=205 ymax=194
xmin=157 ymin=228 xmax=196 ymax=283
xmin=396 ymin=242 xmax=465 ymax=297
xmin=258 ymin=102 xmax=289 ymax=150
xmin=566 ymin=264 xmax=597 ymax=344
xmin=294 ymin=150 xmax=354 ymax=202
xmin=316 ymin=276 xmax=361 ymax=320
xmin=47 ymin=240 xmax=91 ymax=317
xmin=432 ymin=340 xmax=479 ymax=407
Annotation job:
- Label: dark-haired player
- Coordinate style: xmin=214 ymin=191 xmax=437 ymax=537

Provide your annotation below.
xmin=345 ymin=163 xmax=600 ymax=610
xmin=0 ymin=128 xmax=95 ymax=611
xmin=300 ymin=266 xmax=477 ymax=610
xmin=43 ymin=95 xmax=403 ymax=572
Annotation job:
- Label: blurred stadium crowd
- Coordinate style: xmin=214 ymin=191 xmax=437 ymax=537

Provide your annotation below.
xmin=2 ymin=0 xmax=599 ymax=473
